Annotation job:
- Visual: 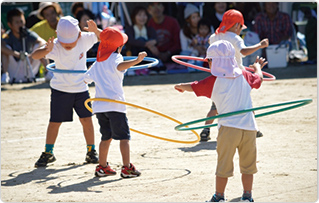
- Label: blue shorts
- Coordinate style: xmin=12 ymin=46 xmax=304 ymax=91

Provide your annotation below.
xmin=96 ymin=112 xmax=130 ymax=141
xmin=50 ymin=88 xmax=92 ymax=122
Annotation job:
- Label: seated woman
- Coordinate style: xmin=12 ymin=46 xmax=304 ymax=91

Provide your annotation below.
xmin=125 ymin=6 xmax=158 ymax=75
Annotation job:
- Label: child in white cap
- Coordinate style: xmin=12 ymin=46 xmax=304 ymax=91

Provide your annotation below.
xmin=31 ymin=16 xmax=101 ymax=167
xmin=174 ymin=40 xmax=267 ymax=202
xmin=84 ymin=27 xmax=146 ymax=178
xmin=200 ymin=9 xmax=269 ymax=142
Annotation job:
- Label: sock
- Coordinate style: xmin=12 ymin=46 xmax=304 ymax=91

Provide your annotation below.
xmin=45 ymin=144 xmax=54 ymax=154
xmin=214 ymin=192 xmax=224 ymax=200
xmin=87 ymin=145 xmax=95 ymax=152
xmin=242 ymin=190 xmax=252 ymax=199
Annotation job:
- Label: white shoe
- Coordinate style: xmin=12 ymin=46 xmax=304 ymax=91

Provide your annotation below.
xmin=1 ymin=72 xmax=10 ymax=84
xmin=159 ymin=70 xmax=167 ymax=75
xmin=149 ymin=70 xmax=157 ymax=75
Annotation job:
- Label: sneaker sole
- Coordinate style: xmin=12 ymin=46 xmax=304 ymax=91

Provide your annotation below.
xmin=95 ymin=171 xmax=116 ymax=177
xmin=120 ymin=173 xmax=141 ymax=178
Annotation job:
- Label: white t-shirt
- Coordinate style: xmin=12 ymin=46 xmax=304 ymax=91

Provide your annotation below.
xmin=46 ymin=32 xmax=98 ymax=93
xmin=83 ymin=53 xmax=127 ymax=114
xmin=212 ymin=75 xmax=257 ymax=131
xmin=209 ymin=32 xmax=246 ymax=70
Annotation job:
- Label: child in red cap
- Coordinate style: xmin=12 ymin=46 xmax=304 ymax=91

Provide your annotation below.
xmin=174 ymin=40 xmax=268 ymax=202
xmin=84 ymin=27 xmax=147 ymax=178
xmin=199 ymin=9 xmax=269 ymax=143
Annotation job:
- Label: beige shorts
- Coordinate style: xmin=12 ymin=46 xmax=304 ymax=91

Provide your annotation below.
xmin=215 ymin=126 xmax=257 ymax=178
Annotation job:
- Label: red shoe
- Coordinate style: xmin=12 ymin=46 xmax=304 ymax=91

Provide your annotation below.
xmin=95 ymin=163 xmax=116 ymax=177
xmin=121 ymin=163 xmax=141 ymax=178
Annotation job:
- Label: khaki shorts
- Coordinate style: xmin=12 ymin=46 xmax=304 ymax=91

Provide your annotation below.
xmin=215 ymin=126 xmax=257 ymax=178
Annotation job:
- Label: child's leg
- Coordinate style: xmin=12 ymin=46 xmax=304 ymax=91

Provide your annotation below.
xmin=46 ymin=122 xmax=62 ymax=144
xmin=99 ymin=139 xmax=112 ymax=167
xmin=120 ymin=139 xmax=130 ymax=167
xmin=242 ymin=174 xmax=253 ymax=191
xmin=79 ymin=117 xmax=95 ymax=145
xmin=215 ymin=175 xmax=228 ymax=195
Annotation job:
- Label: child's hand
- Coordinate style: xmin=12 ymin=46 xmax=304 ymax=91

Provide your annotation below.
xmin=174 ymin=84 xmax=185 ymax=93
xmin=84 ymin=20 xmax=98 ymax=33
xmin=45 ymin=37 xmax=54 ymax=52
xmin=137 ymin=51 xmax=147 ymax=62
xmin=260 ymin=38 xmax=269 ymax=48
xmin=250 ymin=56 xmax=268 ymax=71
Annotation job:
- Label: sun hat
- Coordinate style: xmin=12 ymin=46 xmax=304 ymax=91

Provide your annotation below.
xmin=206 ymin=40 xmax=242 ymax=78
xmin=97 ymin=27 xmax=128 ymax=62
xmin=37 ymin=2 xmax=60 ymax=20
xmin=184 ymin=4 xmax=199 ymax=19
xmin=215 ymin=9 xmax=247 ymax=34
xmin=56 ymin=16 xmax=80 ymax=44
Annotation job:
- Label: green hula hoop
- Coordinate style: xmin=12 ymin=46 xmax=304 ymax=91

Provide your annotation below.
xmin=175 ymin=99 xmax=313 ymax=131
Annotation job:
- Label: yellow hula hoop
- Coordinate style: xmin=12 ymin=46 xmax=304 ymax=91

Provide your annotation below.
xmin=84 ymin=98 xmax=200 ymax=144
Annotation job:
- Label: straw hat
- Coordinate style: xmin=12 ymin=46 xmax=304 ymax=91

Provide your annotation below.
xmin=37 ymin=2 xmax=61 ymax=20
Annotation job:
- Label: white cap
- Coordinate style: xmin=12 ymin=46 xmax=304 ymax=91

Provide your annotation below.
xmin=184 ymin=4 xmax=199 ymax=19
xmin=57 ymin=16 xmax=80 ymax=43
xmin=206 ymin=40 xmax=242 ymax=78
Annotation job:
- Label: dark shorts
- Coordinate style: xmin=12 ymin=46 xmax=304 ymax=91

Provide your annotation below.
xmin=96 ymin=112 xmax=130 ymax=141
xmin=50 ymin=88 xmax=92 ymax=122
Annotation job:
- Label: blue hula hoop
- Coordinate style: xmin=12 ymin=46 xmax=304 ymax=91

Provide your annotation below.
xmin=46 ymin=56 xmax=159 ymax=73
xmin=175 ymin=99 xmax=313 ymax=131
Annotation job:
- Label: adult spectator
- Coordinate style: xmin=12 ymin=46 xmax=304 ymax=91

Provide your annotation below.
xmin=210 ymin=2 xmax=228 ymax=31
xmin=76 ymin=9 xmax=98 ymax=58
xmin=147 ymin=2 xmax=181 ymax=74
xmin=234 ymin=2 xmax=261 ymax=31
xmin=180 ymin=4 xmax=200 ymax=57
xmin=30 ymin=2 xmax=61 ymax=41
xmin=125 ymin=6 xmax=158 ymax=75
xmin=253 ymin=2 xmax=293 ymax=45
xmin=71 ymin=2 xmax=84 ymax=17
xmin=1 ymin=8 xmax=47 ymax=84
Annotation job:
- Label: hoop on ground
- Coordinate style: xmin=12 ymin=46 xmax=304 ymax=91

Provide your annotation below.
xmin=46 ymin=57 xmax=159 ymax=73
xmin=171 ymin=55 xmax=276 ymax=81
xmin=84 ymin=98 xmax=200 ymax=144
xmin=175 ymin=99 xmax=312 ymax=131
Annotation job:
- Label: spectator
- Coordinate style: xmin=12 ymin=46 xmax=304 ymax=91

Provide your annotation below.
xmin=234 ymin=2 xmax=261 ymax=31
xmin=179 ymin=3 xmax=200 ymax=68
xmin=71 ymin=2 xmax=84 ymax=17
xmin=253 ymin=2 xmax=293 ymax=46
xmin=304 ymin=6 xmax=317 ymax=63
xmin=125 ymin=6 xmax=158 ymax=76
xmin=147 ymin=2 xmax=181 ymax=75
xmin=30 ymin=2 xmax=61 ymax=41
xmin=1 ymin=8 xmax=47 ymax=84
xmin=76 ymin=9 xmax=98 ymax=58
xmin=210 ymin=2 xmax=228 ymax=31
xmin=193 ymin=18 xmax=212 ymax=58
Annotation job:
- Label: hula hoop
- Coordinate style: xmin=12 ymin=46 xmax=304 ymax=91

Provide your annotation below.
xmin=171 ymin=55 xmax=276 ymax=81
xmin=46 ymin=56 xmax=159 ymax=73
xmin=84 ymin=98 xmax=200 ymax=144
xmin=175 ymin=98 xmax=312 ymax=131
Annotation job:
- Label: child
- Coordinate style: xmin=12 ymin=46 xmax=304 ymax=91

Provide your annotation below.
xmin=31 ymin=16 xmax=101 ymax=167
xmin=83 ymin=27 xmax=146 ymax=178
xmin=192 ymin=18 xmax=212 ymax=58
xmin=174 ymin=40 xmax=268 ymax=202
xmin=199 ymin=9 xmax=269 ymax=141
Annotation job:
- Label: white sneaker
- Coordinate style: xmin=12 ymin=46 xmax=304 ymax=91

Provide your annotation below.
xmin=1 ymin=72 xmax=10 ymax=84
xmin=149 ymin=70 xmax=157 ymax=75
xmin=159 ymin=70 xmax=167 ymax=75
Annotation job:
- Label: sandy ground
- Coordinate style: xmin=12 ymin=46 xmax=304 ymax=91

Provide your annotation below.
xmin=1 ymin=64 xmax=317 ymax=202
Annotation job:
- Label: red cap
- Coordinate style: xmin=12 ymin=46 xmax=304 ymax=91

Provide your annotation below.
xmin=97 ymin=27 xmax=128 ymax=62
xmin=215 ymin=9 xmax=247 ymax=34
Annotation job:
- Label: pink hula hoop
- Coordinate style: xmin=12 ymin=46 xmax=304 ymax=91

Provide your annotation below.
xmin=171 ymin=55 xmax=276 ymax=81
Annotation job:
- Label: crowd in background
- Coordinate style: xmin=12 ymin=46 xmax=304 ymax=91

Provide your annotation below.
xmin=1 ymin=2 xmax=317 ymax=83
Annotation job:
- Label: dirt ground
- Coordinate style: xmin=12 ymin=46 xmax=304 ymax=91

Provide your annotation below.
xmin=1 ymin=64 xmax=317 ymax=202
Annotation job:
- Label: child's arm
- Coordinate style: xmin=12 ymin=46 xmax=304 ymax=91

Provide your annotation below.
xmin=174 ymin=83 xmax=194 ymax=93
xmin=83 ymin=20 xmax=102 ymax=41
xmin=240 ymin=38 xmax=269 ymax=56
xmin=117 ymin=51 xmax=147 ymax=71
xmin=31 ymin=36 xmax=54 ymax=60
